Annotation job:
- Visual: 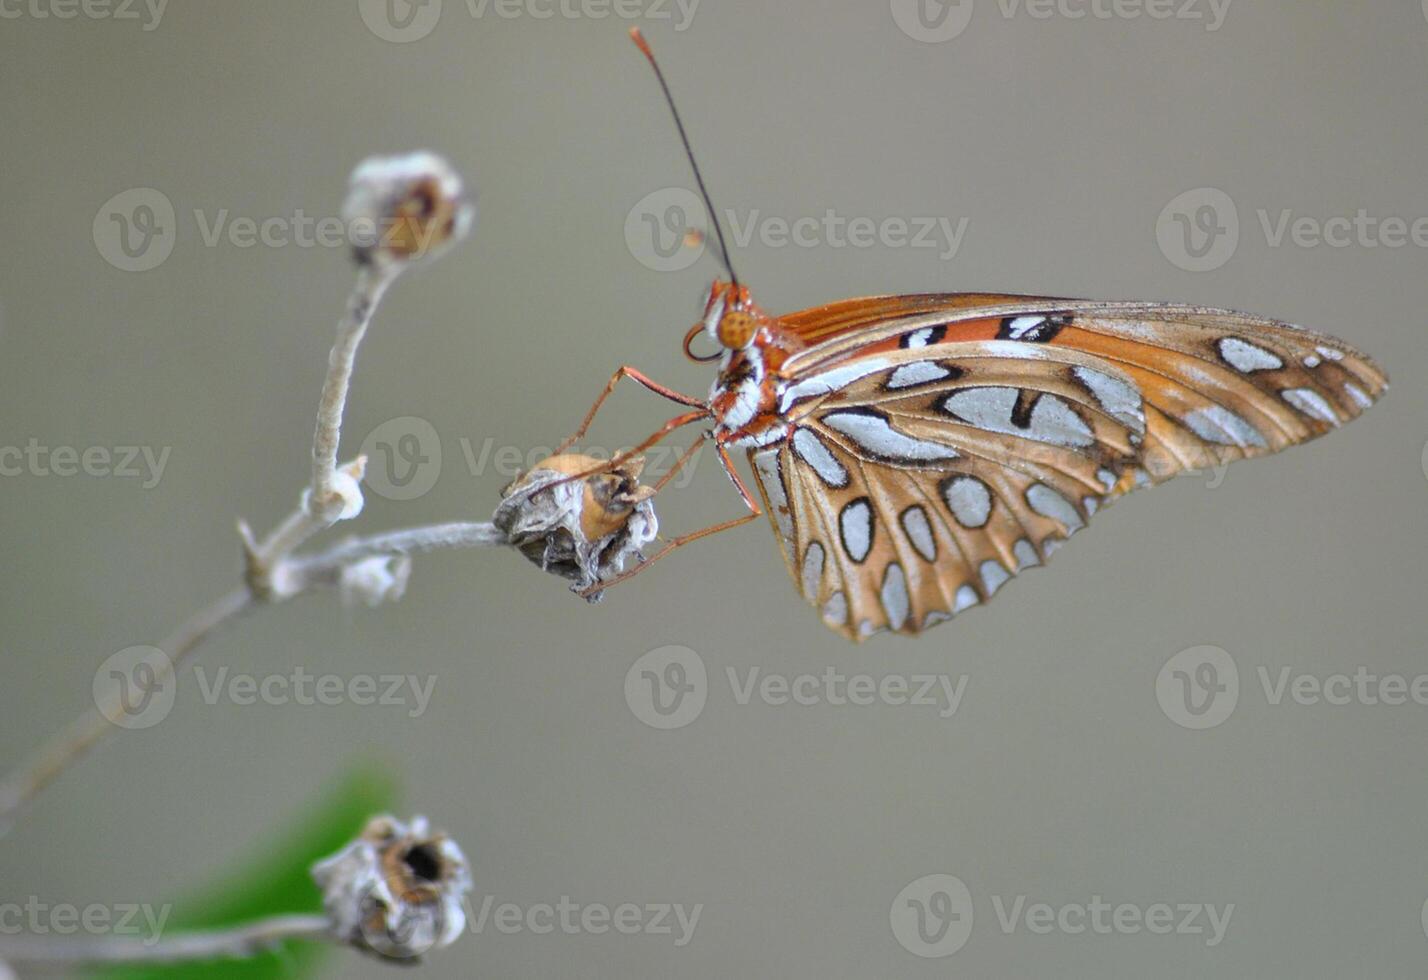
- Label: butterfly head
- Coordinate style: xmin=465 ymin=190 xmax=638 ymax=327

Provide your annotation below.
xmin=697 ymin=280 xmax=772 ymax=352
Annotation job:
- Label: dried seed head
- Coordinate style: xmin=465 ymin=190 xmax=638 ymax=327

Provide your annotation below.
xmin=493 ymin=453 xmax=658 ymax=601
xmin=342 ymin=152 xmax=474 ymax=267
xmin=312 ymin=814 xmax=472 ymax=962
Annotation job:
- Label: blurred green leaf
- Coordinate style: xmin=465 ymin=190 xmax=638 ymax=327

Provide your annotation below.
xmin=94 ymin=769 xmax=396 ymax=980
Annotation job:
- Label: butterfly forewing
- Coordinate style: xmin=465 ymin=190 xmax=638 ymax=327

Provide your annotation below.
xmin=750 ymin=298 xmax=1388 ymax=640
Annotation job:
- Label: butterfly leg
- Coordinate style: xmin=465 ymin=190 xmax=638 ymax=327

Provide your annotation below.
xmin=576 ymin=442 xmax=762 ymax=596
xmin=552 ymin=365 xmax=707 ymax=457
xmin=541 ymin=408 xmax=708 ymax=494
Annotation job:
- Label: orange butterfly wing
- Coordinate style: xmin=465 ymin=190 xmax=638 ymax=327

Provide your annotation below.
xmin=750 ymin=296 xmax=1387 ymax=641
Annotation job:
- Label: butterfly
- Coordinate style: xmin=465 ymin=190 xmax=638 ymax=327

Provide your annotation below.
xmin=549 ymin=30 xmax=1388 ymax=641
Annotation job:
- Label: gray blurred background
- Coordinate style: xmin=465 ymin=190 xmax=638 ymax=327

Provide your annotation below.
xmin=1 ymin=1 xmax=1425 ymax=976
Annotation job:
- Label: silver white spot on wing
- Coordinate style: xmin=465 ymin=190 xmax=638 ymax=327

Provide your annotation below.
xmin=778 ymin=358 xmax=894 ymax=413
xmin=881 ymin=563 xmax=910 ymax=631
xmin=941 ymin=386 xmax=1018 ymax=431
xmin=1004 ymin=316 xmax=1051 ymax=340
xmin=1097 ymin=468 xmax=1118 ymax=492
xmin=954 ymin=585 xmax=979 ymax=613
xmin=1183 ymin=404 xmax=1269 ymax=448
xmin=791 ymin=427 xmax=849 ymax=488
xmin=1218 ymin=337 xmax=1284 ymax=373
xmin=801 ymin=542 xmax=825 ymax=600
xmin=1303 ymin=354 xmax=1322 ymax=368
xmin=980 ymin=560 xmax=1010 ymax=596
xmin=941 ymin=475 xmax=992 ymax=529
xmin=822 ymin=591 xmax=847 ymax=627
xmin=751 ymin=449 xmax=794 ymax=549
xmin=1029 ymin=394 xmax=1095 ymax=448
xmin=1316 ymin=345 xmax=1344 ymax=362
xmin=1344 ymin=383 xmax=1373 ymax=409
xmin=822 ymin=410 xmax=960 ymax=463
xmin=1026 ymin=483 xmax=1084 ymax=532
xmin=940 ymin=387 xmax=1094 ymax=448
xmin=886 ymin=361 xmax=953 ymax=390
xmin=839 ymin=498 xmax=875 ymax=563
xmin=900 ymin=506 xmax=938 ymax=562
xmin=1072 ymin=366 xmax=1145 ymax=434
xmin=1013 ymin=539 xmax=1040 ymax=570
xmin=1282 ymin=387 xmax=1339 ymax=425
xmin=904 ymin=327 xmax=937 ymax=349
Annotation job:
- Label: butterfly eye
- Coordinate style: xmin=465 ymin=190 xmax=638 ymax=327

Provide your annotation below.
xmin=717 ymin=310 xmax=757 ymax=349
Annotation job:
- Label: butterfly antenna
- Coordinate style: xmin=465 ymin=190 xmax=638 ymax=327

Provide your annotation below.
xmin=629 ymin=27 xmax=740 ymax=289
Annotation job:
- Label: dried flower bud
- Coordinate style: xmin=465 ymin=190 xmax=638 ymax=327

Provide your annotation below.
xmin=311 ymin=814 xmax=471 ymax=962
xmin=342 ymin=151 xmax=473 ymax=267
xmin=338 ymin=554 xmax=412 ymax=608
xmin=493 ymin=453 xmax=658 ymax=600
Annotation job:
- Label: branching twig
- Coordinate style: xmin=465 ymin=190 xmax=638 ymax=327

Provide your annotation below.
xmin=0 ymin=914 xmax=332 ymax=966
xmin=0 ymin=153 xmax=478 ymax=832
